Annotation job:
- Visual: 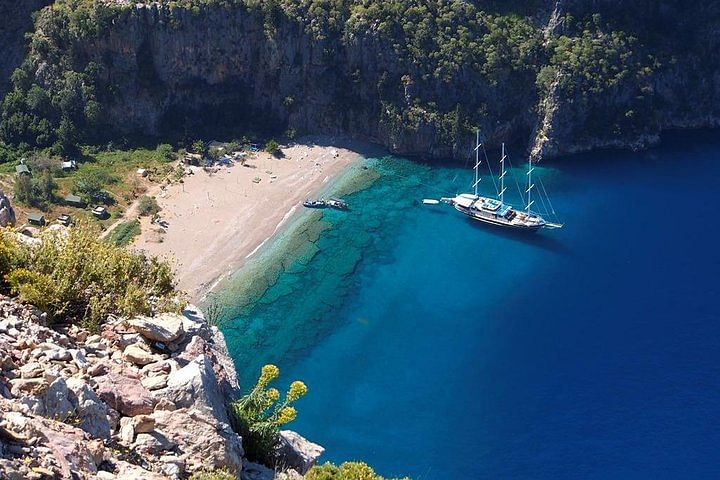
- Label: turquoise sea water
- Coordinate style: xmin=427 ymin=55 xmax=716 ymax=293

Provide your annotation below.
xmin=218 ymin=132 xmax=720 ymax=479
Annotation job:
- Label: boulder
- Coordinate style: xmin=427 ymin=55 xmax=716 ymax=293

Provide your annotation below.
xmin=87 ymin=362 xmax=108 ymax=377
xmin=152 ymin=408 xmax=243 ymax=474
xmin=141 ymin=374 xmax=169 ymax=391
xmin=0 ymin=190 xmax=16 ymax=227
xmin=276 ymin=430 xmax=325 ymax=474
xmin=19 ymin=361 xmax=44 ymax=379
xmin=34 ymin=415 xmax=102 ymax=478
xmin=120 ymin=416 xmax=135 ymax=444
xmin=94 ymin=371 xmax=156 ymax=416
xmin=127 ymin=314 xmax=185 ymax=344
xmin=45 ymin=347 xmax=71 ymax=362
xmin=114 ymin=459 xmax=171 ymax=480
xmin=159 ymin=354 xmax=229 ymax=423
xmin=10 ymin=377 xmax=49 ymax=396
xmin=122 ymin=343 xmax=157 ymax=365
xmin=66 ymin=377 xmax=111 ymax=439
xmin=132 ymin=414 xmax=156 ymax=434
xmin=39 ymin=377 xmax=75 ymax=421
xmin=133 ymin=431 xmax=176 ymax=455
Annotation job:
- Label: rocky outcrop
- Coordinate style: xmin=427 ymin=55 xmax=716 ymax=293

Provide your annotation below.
xmin=0 ymin=0 xmax=53 ymax=100
xmin=0 ymin=297 xmax=321 ymax=479
xmin=276 ymin=430 xmax=325 ymax=475
xmin=0 ymin=191 xmax=16 ymax=227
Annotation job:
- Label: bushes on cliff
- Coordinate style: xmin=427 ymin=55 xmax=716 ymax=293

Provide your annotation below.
xmin=229 ymin=364 xmax=308 ymax=463
xmin=307 ymin=462 xmax=411 ymax=480
xmin=3 ymin=222 xmax=178 ymax=327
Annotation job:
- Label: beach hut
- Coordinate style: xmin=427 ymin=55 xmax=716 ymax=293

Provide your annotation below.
xmin=27 ymin=212 xmax=45 ymax=226
xmin=15 ymin=164 xmax=31 ymax=176
xmin=64 ymin=193 xmax=85 ymax=207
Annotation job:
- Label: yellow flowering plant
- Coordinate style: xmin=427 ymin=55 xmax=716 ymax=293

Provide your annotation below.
xmin=229 ymin=364 xmax=308 ymax=464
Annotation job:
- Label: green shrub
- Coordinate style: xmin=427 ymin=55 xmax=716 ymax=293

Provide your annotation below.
xmin=264 ymin=139 xmax=281 ymax=157
xmin=106 ymin=220 xmax=141 ymax=246
xmin=73 ymin=169 xmax=117 ymax=204
xmin=189 ymin=467 xmax=236 ymax=480
xmin=138 ymin=195 xmax=161 ymax=216
xmin=307 ymin=462 xmax=411 ymax=480
xmin=229 ymin=364 xmax=308 ymax=463
xmin=6 ymin=222 xmax=178 ymax=328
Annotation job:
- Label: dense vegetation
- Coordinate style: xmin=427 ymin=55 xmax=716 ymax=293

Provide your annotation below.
xmin=3 ymin=0 xmax=716 ymax=161
xmin=307 ymin=462 xmax=411 ymax=480
xmin=0 ymin=223 xmax=177 ymax=328
xmin=105 ymin=219 xmax=141 ymax=246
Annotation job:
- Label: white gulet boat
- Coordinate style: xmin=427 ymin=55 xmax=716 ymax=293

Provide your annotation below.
xmin=441 ymin=132 xmax=563 ymax=232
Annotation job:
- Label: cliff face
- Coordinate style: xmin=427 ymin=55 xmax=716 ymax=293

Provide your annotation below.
xmin=0 ymin=0 xmax=53 ymax=99
xmin=60 ymin=3 xmax=538 ymax=159
xmin=530 ymin=0 xmax=720 ymax=159
xmin=3 ymin=0 xmax=719 ymax=161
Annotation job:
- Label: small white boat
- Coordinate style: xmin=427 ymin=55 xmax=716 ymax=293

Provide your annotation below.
xmin=422 ymin=199 xmax=440 ymax=205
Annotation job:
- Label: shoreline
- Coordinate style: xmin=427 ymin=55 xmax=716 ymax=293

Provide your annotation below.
xmin=132 ymin=137 xmax=376 ymax=302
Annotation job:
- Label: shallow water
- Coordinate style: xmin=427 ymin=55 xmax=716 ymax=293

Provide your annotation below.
xmin=219 ymin=132 xmax=720 ymax=479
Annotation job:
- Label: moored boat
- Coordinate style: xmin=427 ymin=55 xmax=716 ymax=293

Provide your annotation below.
xmin=303 ymin=199 xmax=327 ymax=209
xmin=441 ymin=131 xmax=562 ymax=231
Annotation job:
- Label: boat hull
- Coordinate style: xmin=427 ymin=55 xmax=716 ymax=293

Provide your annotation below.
xmin=454 ymin=205 xmax=544 ymax=231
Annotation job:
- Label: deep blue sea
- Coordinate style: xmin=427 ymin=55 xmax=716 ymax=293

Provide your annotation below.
xmin=218 ymin=132 xmax=720 ymax=479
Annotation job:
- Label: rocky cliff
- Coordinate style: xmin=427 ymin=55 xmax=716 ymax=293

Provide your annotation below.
xmin=1 ymin=0 xmax=718 ymax=161
xmin=0 ymin=300 xmax=323 ymax=479
xmin=0 ymin=0 xmax=53 ymax=100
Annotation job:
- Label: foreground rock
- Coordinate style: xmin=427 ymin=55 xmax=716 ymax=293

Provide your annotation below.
xmin=0 ymin=298 xmax=323 ymax=479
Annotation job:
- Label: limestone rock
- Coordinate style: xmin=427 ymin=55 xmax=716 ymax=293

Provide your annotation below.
xmin=276 ymin=430 xmax=325 ymax=474
xmin=141 ymin=374 xmax=169 ymax=391
xmin=0 ymin=190 xmax=16 ymax=227
xmin=133 ymin=431 xmax=176 ymax=454
xmin=66 ymin=377 xmax=111 ymax=439
xmin=19 ymin=361 xmax=44 ymax=379
xmin=10 ymin=377 xmax=49 ymax=396
xmin=152 ymin=408 xmax=243 ymax=474
xmin=113 ymin=459 xmax=171 ymax=480
xmin=87 ymin=361 xmax=108 ymax=377
xmin=120 ymin=416 xmax=135 ymax=444
xmin=159 ymin=354 xmax=229 ymax=423
xmin=132 ymin=414 xmax=156 ymax=434
xmin=127 ymin=314 xmax=185 ymax=343
xmin=122 ymin=343 xmax=157 ymax=365
xmin=94 ymin=371 xmax=156 ymax=416
xmin=38 ymin=377 xmax=74 ymax=421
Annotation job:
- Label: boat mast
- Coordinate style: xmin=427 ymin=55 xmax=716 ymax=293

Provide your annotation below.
xmin=473 ymin=130 xmax=481 ymax=196
xmin=499 ymin=143 xmax=507 ymax=205
xmin=526 ymin=156 xmax=535 ymax=212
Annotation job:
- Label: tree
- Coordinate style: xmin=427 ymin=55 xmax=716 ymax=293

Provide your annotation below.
xmin=265 ymin=139 xmax=281 ymax=157
xmin=13 ymin=174 xmax=33 ymax=205
xmin=192 ymin=140 xmax=206 ymax=156
xmin=138 ymin=195 xmax=160 ymax=217
xmin=34 ymin=170 xmax=57 ymax=205
xmin=74 ymin=170 xmax=115 ymax=204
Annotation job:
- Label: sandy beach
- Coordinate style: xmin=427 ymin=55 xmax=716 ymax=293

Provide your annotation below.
xmin=132 ymin=140 xmax=363 ymax=301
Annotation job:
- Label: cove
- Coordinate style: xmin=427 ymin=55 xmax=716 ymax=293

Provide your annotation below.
xmin=217 ymin=131 xmax=720 ymax=479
